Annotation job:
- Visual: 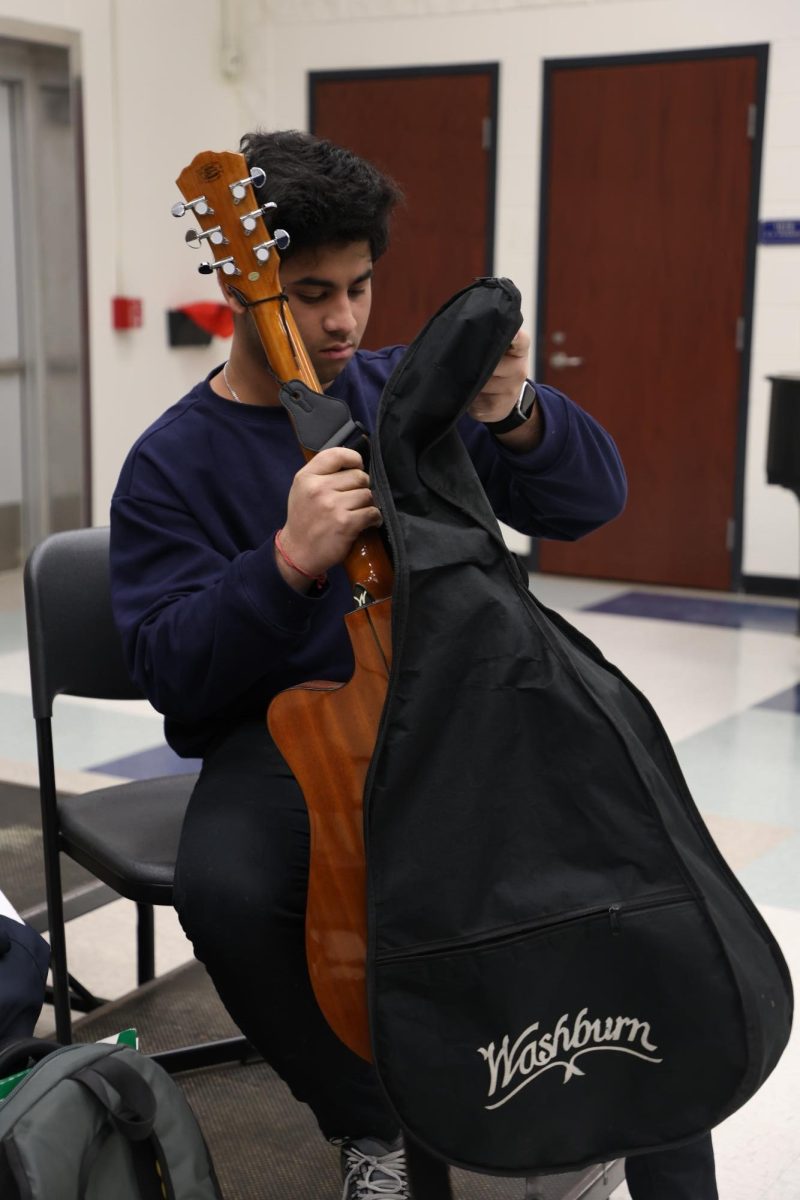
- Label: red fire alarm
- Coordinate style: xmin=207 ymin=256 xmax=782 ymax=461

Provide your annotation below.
xmin=112 ymin=296 xmax=143 ymax=330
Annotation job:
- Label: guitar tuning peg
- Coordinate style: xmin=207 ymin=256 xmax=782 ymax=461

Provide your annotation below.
xmin=171 ymin=196 xmax=214 ymax=218
xmin=198 ymin=257 xmax=240 ymax=277
xmin=229 ymin=166 xmax=267 ymax=203
xmin=241 ymin=201 xmax=278 ymax=234
xmin=185 ymin=226 xmax=227 ymax=249
xmin=252 ymin=229 xmax=290 ymax=264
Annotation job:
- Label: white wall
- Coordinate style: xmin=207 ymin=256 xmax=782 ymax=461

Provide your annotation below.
xmin=4 ymin=0 xmax=799 ymax=583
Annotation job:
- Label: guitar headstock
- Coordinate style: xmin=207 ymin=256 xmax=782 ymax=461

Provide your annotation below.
xmin=174 ymin=149 xmax=319 ymax=390
xmin=174 ymin=151 xmax=389 ymax=596
xmin=174 ymin=149 xmax=289 ymax=304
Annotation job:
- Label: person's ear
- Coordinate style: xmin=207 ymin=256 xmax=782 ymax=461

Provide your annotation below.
xmin=216 ymin=273 xmax=248 ymax=316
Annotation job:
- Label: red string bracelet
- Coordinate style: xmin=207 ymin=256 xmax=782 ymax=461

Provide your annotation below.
xmin=274 ymin=529 xmax=327 ymax=590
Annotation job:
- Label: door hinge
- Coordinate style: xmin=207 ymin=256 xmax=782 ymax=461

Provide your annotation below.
xmin=726 ymin=518 xmax=736 ymax=552
xmin=482 ymin=116 xmax=492 ymax=151
xmin=735 ymin=316 xmax=745 ymax=351
xmin=747 ymin=104 xmax=757 ymax=140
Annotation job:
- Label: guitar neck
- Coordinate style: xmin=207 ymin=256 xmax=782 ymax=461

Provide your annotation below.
xmin=244 ymin=290 xmax=320 ymax=394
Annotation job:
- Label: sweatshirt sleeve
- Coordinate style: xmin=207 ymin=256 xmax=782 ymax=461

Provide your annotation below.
xmin=462 ymin=383 xmax=627 ymax=539
xmin=110 ymin=452 xmax=329 ymax=724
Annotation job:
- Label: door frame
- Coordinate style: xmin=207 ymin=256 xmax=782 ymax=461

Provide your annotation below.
xmin=0 ymin=16 xmax=91 ymax=558
xmin=533 ymin=44 xmax=769 ymax=590
xmin=308 ymin=62 xmax=500 ymax=279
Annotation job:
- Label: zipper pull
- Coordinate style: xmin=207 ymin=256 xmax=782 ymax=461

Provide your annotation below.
xmin=609 ymin=904 xmax=621 ymax=935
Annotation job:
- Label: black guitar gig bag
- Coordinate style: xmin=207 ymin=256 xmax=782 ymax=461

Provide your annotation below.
xmin=364 ymin=277 xmax=793 ymax=1175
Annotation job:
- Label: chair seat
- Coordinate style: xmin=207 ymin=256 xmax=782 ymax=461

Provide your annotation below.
xmin=58 ymin=773 xmax=198 ymax=905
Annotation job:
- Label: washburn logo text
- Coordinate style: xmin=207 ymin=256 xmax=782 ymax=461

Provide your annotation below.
xmin=477 ymin=1008 xmax=662 ymax=1109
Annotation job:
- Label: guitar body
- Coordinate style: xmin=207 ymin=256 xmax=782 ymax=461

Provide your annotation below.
xmin=266 ymin=597 xmax=392 ymax=1061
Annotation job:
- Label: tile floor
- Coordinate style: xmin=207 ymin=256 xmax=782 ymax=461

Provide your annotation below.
xmin=1 ymin=564 xmax=798 ymax=1198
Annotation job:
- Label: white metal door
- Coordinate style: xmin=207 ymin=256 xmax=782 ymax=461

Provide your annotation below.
xmin=0 ymin=32 xmax=87 ymax=570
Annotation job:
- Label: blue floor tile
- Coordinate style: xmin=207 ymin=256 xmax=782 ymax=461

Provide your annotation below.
xmin=0 ymin=693 xmax=165 ymax=773
xmin=585 ymin=591 xmax=799 ymax=633
xmin=90 ymin=744 xmax=201 ymax=779
xmin=737 ymin=832 xmax=800 ymax=911
xmin=676 ymin=708 xmax=800 ymax=831
xmin=758 ymin=685 xmax=800 ymax=714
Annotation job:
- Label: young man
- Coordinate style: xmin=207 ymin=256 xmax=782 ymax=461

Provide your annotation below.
xmin=110 ymin=132 xmax=711 ymax=1199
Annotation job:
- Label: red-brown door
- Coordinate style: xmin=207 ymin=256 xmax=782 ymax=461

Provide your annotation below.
xmin=537 ymin=51 xmax=764 ymax=589
xmin=311 ymin=67 xmax=497 ymax=350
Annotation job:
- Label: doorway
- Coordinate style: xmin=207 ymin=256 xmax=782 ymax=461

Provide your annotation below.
xmin=0 ymin=30 xmax=89 ymax=570
xmin=309 ymin=65 xmax=498 ymax=350
xmin=535 ymin=47 xmax=767 ymax=590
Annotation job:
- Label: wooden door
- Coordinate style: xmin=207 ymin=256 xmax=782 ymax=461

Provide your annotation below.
xmin=310 ymin=67 xmax=497 ymax=350
xmin=537 ymin=50 xmax=765 ymax=589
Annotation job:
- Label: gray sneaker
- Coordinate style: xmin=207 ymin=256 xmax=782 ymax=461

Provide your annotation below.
xmin=339 ymin=1135 xmax=408 ymax=1199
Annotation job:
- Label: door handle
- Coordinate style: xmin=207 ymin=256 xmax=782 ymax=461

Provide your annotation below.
xmin=549 ymin=350 xmax=584 ymax=369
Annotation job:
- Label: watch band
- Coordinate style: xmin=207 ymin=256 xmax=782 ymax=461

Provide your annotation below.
xmin=483 ymin=380 xmax=537 ymax=436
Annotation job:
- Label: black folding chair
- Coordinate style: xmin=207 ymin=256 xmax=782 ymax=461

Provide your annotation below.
xmin=23 ymin=526 xmax=250 ymax=1071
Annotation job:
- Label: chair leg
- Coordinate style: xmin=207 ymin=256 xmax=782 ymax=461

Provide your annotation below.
xmin=48 ymin=910 xmax=73 ymax=1044
xmin=152 ymin=1036 xmax=256 ymax=1075
xmin=35 ymin=721 xmax=73 ymax=1044
xmin=136 ymin=903 xmax=156 ymax=984
xmin=67 ymin=973 xmax=107 ymax=1011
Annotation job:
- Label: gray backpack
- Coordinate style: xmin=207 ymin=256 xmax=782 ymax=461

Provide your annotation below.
xmin=0 ymin=1039 xmax=223 ymax=1198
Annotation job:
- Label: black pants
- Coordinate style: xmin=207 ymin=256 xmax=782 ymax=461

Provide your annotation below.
xmin=173 ymin=720 xmax=718 ymax=1196
xmin=625 ymin=1139 xmax=717 ymax=1200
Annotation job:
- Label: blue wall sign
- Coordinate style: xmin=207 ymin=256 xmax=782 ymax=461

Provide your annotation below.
xmin=759 ymin=220 xmax=800 ymax=244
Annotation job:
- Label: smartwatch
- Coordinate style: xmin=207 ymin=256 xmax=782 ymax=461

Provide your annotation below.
xmin=482 ymin=380 xmax=537 ymax=436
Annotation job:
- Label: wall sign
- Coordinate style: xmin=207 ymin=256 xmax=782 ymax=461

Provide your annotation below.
xmin=759 ymin=220 xmax=800 ymax=244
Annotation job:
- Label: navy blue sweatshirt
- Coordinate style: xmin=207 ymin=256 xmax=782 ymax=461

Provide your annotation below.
xmin=110 ymin=348 xmax=626 ymax=755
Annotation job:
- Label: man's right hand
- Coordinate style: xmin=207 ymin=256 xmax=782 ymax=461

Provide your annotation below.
xmin=275 ymin=447 xmax=383 ymax=591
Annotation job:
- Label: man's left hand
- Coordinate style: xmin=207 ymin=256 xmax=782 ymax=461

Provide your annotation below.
xmin=467 ymin=330 xmax=543 ymax=452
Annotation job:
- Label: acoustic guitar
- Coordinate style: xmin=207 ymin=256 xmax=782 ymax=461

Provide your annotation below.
xmin=175 ymin=150 xmax=393 ymax=1060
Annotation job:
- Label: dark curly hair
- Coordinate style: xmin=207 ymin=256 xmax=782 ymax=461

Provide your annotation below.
xmin=239 ymin=129 xmax=402 ymax=261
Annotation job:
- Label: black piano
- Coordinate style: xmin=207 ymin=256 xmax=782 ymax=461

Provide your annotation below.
xmin=766 ymin=374 xmax=800 ymax=630
xmin=767 ymin=374 xmax=800 ymax=499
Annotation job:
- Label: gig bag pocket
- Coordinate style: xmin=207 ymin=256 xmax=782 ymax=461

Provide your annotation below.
xmin=372 ymin=892 xmax=746 ymax=1174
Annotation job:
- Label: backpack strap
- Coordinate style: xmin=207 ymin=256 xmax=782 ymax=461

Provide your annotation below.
xmin=73 ymin=1054 xmax=156 ymax=1141
xmin=73 ymin=1054 xmax=171 ymax=1200
xmin=0 ymin=1038 xmax=60 ymax=1077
